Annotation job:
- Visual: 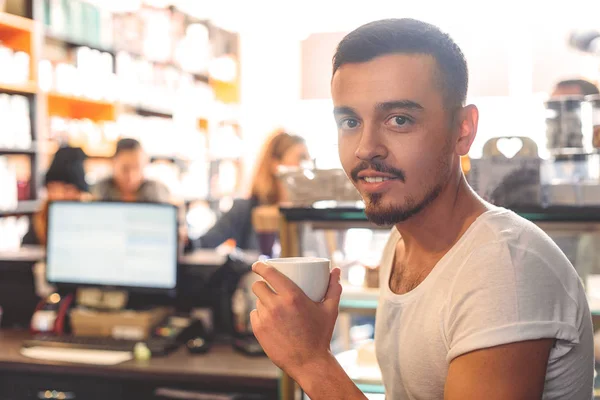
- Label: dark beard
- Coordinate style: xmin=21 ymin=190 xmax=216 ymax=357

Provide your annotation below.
xmin=364 ymin=182 xmax=444 ymax=226
xmin=363 ymin=140 xmax=451 ymax=226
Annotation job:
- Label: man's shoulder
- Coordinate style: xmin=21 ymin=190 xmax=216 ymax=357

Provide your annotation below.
xmin=453 ymin=209 xmax=583 ymax=303
xmin=461 ymin=208 xmax=563 ymax=261
xmin=91 ymin=177 xmax=115 ymax=195
xmin=139 ymin=179 xmax=171 ymax=201
xmin=142 ymin=179 xmax=169 ymax=192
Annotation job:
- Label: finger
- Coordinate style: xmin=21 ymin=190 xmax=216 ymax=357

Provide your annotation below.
xmin=252 ymin=262 xmax=301 ymax=295
xmin=256 ymin=298 xmax=267 ymax=315
xmin=252 ymin=280 xmax=276 ymax=307
xmin=323 ymin=268 xmax=343 ymax=311
xmin=250 ymin=309 xmax=260 ymax=331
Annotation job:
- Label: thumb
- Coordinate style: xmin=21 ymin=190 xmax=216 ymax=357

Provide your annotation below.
xmin=322 ymin=268 xmax=342 ymax=312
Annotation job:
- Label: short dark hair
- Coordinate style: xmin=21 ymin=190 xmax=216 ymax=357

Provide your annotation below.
xmin=556 ymin=79 xmax=600 ymax=97
xmin=115 ymin=138 xmax=142 ymax=156
xmin=332 ymin=18 xmax=468 ymax=109
xmin=45 ymin=146 xmax=89 ymax=192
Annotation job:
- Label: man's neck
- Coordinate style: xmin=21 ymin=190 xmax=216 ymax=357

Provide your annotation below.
xmin=394 ymin=173 xmax=489 ymax=264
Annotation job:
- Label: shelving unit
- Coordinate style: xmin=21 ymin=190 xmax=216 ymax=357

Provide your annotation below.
xmin=46 ymin=92 xmax=116 ymax=121
xmin=278 ymin=206 xmax=388 ymax=399
xmin=44 ymin=30 xmax=114 ymax=54
xmin=29 ymin=0 xmax=243 ymax=216
xmin=0 ymin=10 xmax=40 ymax=216
xmin=278 ymin=204 xmax=600 ymax=399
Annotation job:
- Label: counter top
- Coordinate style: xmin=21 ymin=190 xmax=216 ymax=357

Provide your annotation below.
xmin=0 ymin=330 xmax=280 ymax=389
xmin=279 ymin=205 xmax=600 ymax=223
xmin=0 ymin=247 xmax=260 ymax=267
xmin=0 ymin=246 xmax=45 ymax=262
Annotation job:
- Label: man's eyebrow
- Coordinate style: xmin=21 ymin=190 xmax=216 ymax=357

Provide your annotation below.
xmin=333 ymin=106 xmax=359 ymax=117
xmin=376 ymin=100 xmax=424 ymax=111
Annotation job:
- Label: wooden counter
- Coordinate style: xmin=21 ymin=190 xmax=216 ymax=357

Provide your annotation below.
xmin=0 ymin=330 xmax=280 ymax=399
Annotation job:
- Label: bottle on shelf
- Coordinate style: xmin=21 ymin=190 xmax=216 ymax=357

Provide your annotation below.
xmin=0 ymin=156 xmax=18 ymax=212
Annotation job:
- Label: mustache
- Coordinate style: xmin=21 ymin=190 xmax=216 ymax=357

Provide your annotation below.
xmin=350 ymin=161 xmax=406 ymax=182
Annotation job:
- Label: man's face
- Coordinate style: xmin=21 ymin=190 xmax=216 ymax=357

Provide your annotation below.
xmin=332 ymin=54 xmax=457 ymax=225
xmin=113 ymin=149 xmax=147 ymax=194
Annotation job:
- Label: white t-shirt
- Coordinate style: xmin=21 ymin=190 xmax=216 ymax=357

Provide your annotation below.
xmin=374 ymin=208 xmax=594 ymax=399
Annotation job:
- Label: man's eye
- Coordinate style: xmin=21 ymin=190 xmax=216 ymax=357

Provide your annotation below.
xmin=340 ymin=119 xmax=360 ymax=129
xmin=389 ymin=116 xmax=411 ymax=127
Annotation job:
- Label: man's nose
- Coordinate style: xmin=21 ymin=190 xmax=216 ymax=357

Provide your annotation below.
xmin=355 ymin=124 xmax=388 ymax=161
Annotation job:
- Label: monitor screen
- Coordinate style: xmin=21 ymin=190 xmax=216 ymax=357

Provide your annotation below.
xmin=46 ymin=201 xmax=178 ymax=291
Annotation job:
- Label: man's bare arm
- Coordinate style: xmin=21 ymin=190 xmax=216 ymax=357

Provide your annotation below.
xmin=445 ymin=339 xmax=553 ymax=400
xmin=292 ymin=353 xmax=367 ymax=400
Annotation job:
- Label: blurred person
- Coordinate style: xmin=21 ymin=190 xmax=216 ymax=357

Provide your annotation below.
xmin=250 ymin=19 xmax=593 ymax=400
xmin=92 ymin=138 xmax=170 ymax=203
xmin=22 ymin=146 xmax=91 ymax=246
xmin=188 ymin=130 xmax=309 ymax=251
xmin=552 ymin=78 xmax=600 ymax=97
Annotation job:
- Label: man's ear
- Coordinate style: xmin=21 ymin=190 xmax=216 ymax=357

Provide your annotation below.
xmin=455 ymin=104 xmax=479 ymax=156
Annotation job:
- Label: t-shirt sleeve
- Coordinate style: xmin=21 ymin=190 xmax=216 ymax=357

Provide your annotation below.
xmin=444 ymin=241 xmax=582 ymax=363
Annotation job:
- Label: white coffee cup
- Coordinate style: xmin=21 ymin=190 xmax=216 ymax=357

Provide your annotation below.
xmin=266 ymin=257 xmax=331 ymax=302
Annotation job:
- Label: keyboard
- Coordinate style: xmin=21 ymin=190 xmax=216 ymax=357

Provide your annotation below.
xmin=22 ymin=334 xmax=179 ymax=356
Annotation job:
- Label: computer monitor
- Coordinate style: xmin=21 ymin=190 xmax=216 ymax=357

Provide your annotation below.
xmin=46 ymin=201 xmax=178 ymax=293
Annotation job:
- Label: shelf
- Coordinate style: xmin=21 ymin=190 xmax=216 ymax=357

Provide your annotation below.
xmin=0 ymin=13 xmax=35 ymax=56
xmin=0 ymin=146 xmax=36 ymax=155
xmin=46 ymin=92 xmax=116 ymax=121
xmin=279 ymin=205 xmax=387 ymax=230
xmin=45 ymin=31 xmax=115 ymax=54
xmin=125 ymin=52 xmax=209 ymax=81
xmin=43 ymin=32 xmax=210 ymax=84
xmin=357 ymin=384 xmax=386 ymax=395
xmin=134 ymin=106 xmax=173 ymax=119
xmin=0 ymin=12 xmax=34 ymax=34
xmin=0 ymin=245 xmax=45 ymax=262
xmin=511 ymin=205 xmax=600 ymax=222
xmin=0 ymin=200 xmax=40 ymax=216
xmin=340 ymin=284 xmax=379 ymax=313
xmin=0 ymin=81 xmax=37 ymax=95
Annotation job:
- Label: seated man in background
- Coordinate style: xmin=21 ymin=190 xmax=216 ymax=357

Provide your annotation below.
xmin=22 ymin=146 xmax=91 ymax=246
xmin=92 ymin=138 xmax=171 ymax=203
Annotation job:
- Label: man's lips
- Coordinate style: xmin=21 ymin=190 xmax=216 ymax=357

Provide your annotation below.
xmin=360 ymin=176 xmax=398 ymax=183
xmin=350 ymin=161 xmax=406 ymax=184
xmin=357 ymin=171 xmax=399 ymax=182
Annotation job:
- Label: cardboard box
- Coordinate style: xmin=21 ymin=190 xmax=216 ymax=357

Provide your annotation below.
xmin=70 ymin=307 xmax=172 ymax=340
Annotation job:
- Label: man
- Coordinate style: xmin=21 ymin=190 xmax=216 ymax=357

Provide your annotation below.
xmin=250 ymin=19 xmax=594 ymax=399
xmin=552 ymin=78 xmax=600 ymax=97
xmin=92 ymin=138 xmax=170 ymax=203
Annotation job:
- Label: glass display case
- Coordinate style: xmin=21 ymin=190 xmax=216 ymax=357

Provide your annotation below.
xmin=278 ymin=205 xmax=600 ymax=400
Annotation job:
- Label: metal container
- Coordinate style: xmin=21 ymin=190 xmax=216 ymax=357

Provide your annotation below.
xmin=277 ymin=168 xmax=362 ymax=206
xmin=586 ymin=94 xmax=600 ymax=149
xmin=545 ymin=95 xmax=593 ymax=152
